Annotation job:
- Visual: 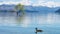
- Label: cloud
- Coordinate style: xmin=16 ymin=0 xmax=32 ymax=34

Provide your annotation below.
xmin=0 ymin=1 xmax=20 ymax=5
xmin=42 ymin=1 xmax=60 ymax=8
xmin=20 ymin=0 xmax=32 ymax=5
xmin=32 ymin=0 xmax=60 ymax=7
xmin=0 ymin=0 xmax=60 ymax=7
xmin=0 ymin=0 xmax=32 ymax=5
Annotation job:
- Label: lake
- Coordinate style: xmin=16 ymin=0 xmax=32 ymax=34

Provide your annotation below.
xmin=0 ymin=11 xmax=60 ymax=34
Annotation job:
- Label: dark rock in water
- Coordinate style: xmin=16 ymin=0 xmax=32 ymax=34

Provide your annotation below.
xmin=55 ymin=9 xmax=60 ymax=14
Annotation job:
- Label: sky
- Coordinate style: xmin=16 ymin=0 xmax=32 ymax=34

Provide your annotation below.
xmin=0 ymin=0 xmax=60 ymax=7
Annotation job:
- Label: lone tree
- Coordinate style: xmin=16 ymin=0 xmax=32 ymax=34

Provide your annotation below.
xmin=15 ymin=3 xmax=25 ymax=16
xmin=15 ymin=3 xmax=25 ymax=24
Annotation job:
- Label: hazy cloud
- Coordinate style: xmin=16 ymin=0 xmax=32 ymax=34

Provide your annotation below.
xmin=0 ymin=0 xmax=60 ymax=7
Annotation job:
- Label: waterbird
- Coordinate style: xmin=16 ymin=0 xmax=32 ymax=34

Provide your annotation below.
xmin=35 ymin=28 xmax=43 ymax=34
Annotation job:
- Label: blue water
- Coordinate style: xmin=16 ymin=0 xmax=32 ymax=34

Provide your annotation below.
xmin=0 ymin=11 xmax=60 ymax=34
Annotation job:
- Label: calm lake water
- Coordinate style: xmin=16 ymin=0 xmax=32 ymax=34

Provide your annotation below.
xmin=0 ymin=11 xmax=60 ymax=34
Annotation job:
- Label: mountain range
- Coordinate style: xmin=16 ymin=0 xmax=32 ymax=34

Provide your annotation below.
xmin=0 ymin=4 xmax=60 ymax=14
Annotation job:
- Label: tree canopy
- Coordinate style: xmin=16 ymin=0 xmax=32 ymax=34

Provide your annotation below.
xmin=15 ymin=3 xmax=25 ymax=15
xmin=15 ymin=3 xmax=25 ymax=24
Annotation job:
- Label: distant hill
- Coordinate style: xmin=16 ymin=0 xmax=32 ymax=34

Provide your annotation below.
xmin=0 ymin=4 xmax=59 ymax=14
xmin=55 ymin=9 xmax=60 ymax=14
xmin=0 ymin=4 xmax=15 ymax=10
xmin=24 ymin=6 xmax=58 ymax=14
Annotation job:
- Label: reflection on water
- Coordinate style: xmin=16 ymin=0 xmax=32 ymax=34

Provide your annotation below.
xmin=0 ymin=12 xmax=60 ymax=34
xmin=0 ymin=12 xmax=60 ymax=27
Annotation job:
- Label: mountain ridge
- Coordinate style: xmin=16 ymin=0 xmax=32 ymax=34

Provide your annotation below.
xmin=0 ymin=4 xmax=59 ymax=14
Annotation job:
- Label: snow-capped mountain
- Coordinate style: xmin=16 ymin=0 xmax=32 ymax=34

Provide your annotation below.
xmin=0 ymin=4 xmax=59 ymax=14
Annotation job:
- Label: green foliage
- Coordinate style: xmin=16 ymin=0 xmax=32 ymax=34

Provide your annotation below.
xmin=15 ymin=3 xmax=25 ymax=24
xmin=15 ymin=4 xmax=24 ymax=12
